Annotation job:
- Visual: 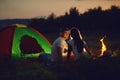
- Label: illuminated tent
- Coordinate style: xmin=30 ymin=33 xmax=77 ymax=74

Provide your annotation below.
xmin=0 ymin=24 xmax=51 ymax=59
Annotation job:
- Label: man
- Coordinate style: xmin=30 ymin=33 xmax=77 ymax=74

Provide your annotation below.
xmin=51 ymin=27 xmax=70 ymax=63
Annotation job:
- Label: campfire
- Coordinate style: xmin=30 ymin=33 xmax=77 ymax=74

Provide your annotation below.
xmin=99 ymin=36 xmax=107 ymax=57
xmin=91 ymin=35 xmax=111 ymax=58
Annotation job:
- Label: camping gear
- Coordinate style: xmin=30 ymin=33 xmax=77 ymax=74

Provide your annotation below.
xmin=0 ymin=24 xmax=51 ymax=59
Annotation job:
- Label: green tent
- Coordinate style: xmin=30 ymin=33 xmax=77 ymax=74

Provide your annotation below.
xmin=0 ymin=24 xmax=51 ymax=59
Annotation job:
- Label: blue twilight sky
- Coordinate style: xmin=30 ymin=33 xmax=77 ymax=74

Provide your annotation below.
xmin=0 ymin=0 xmax=120 ymax=19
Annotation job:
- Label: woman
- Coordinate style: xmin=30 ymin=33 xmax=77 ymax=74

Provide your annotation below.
xmin=67 ymin=27 xmax=91 ymax=61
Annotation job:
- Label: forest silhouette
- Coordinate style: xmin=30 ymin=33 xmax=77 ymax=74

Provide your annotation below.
xmin=29 ymin=5 xmax=120 ymax=38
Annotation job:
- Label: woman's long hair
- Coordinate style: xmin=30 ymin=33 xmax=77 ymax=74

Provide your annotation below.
xmin=71 ymin=28 xmax=84 ymax=53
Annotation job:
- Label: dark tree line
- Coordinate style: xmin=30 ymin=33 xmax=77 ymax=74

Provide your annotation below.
xmin=29 ymin=5 xmax=120 ymax=37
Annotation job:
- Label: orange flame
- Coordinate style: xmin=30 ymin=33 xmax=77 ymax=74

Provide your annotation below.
xmin=100 ymin=36 xmax=107 ymax=56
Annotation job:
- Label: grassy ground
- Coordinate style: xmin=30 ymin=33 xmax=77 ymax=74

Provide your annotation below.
xmin=1 ymin=57 xmax=120 ymax=80
xmin=0 ymin=33 xmax=120 ymax=80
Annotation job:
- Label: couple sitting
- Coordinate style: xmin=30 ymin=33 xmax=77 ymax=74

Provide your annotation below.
xmin=39 ymin=27 xmax=92 ymax=64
